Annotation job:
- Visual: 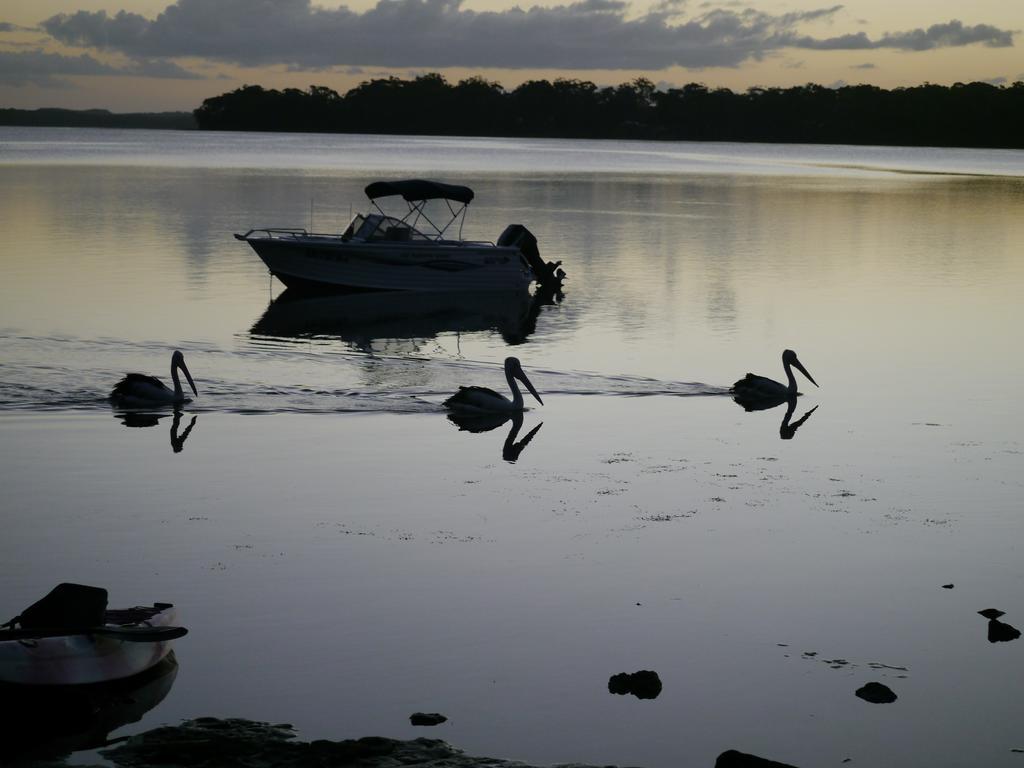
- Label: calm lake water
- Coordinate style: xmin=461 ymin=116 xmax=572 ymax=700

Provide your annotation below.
xmin=2 ymin=128 xmax=1024 ymax=766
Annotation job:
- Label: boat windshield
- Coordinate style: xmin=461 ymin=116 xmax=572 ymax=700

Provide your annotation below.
xmin=367 ymin=193 xmax=471 ymax=241
xmin=352 ymin=214 xmax=431 ymax=242
xmin=341 ymin=214 xmax=365 ymax=239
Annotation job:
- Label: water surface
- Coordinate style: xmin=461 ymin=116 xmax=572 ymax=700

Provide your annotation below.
xmin=1 ymin=129 xmax=1023 ymax=767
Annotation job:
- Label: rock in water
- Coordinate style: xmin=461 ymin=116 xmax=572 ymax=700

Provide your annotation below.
xmin=607 ymin=670 xmax=662 ymax=699
xmin=978 ymin=608 xmax=1005 ymax=620
xmin=855 ymin=682 xmax=897 ymax=703
xmin=409 ymin=712 xmax=448 ymax=726
xmin=100 ymin=717 xmax=623 ymax=768
xmin=716 ymin=749 xmax=800 ymax=767
xmin=987 ymin=619 xmax=1021 ymax=643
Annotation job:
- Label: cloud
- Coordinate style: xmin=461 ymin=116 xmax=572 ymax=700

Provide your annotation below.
xmin=879 ymin=20 xmax=1013 ymax=49
xmin=38 ymin=0 xmax=1016 ymax=71
xmin=981 ymin=76 xmax=1006 ymax=85
xmin=651 ymin=0 xmax=689 ymax=14
xmin=792 ymin=20 xmax=1013 ymax=51
xmin=0 ymin=38 xmax=49 ymax=48
xmin=129 ymin=58 xmax=203 ymax=78
xmin=0 ymin=49 xmax=118 ymax=87
xmin=0 ymin=21 xmax=37 ymax=32
xmin=850 ymin=62 xmax=876 ymax=69
xmin=0 ymin=48 xmax=200 ymax=87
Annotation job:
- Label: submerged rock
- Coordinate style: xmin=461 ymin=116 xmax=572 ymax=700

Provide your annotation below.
xmin=855 ymin=682 xmax=897 ymax=704
xmin=409 ymin=712 xmax=448 ymax=726
xmin=715 ymin=749 xmax=800 ymax=767
xmin=608 ymin=670 xmax=663 ymax=699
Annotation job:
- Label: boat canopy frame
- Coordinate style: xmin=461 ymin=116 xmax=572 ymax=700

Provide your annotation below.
xmin=364 ymin=179 xmax=475 ymax=242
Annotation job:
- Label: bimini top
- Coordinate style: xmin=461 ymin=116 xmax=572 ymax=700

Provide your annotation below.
xmin=364 ymin=179 xmax=475 ymax=205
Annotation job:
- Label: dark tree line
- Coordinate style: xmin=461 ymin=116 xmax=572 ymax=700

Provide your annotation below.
xmin=193 ymin=75 xmax=1024 ymax=149
xmin=0 ymin=108 xmax=195 ymax=130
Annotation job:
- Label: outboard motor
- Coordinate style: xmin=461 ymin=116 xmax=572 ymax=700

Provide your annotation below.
xmin=498 ymin=224 xmax=564 ymax=291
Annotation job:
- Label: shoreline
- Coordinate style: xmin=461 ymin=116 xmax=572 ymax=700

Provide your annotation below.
xmin=19 ymin=717 xmax=795 ymax=768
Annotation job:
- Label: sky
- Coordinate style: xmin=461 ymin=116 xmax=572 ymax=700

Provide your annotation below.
xmin=0 ymin=0 xmax=1021 ymax=112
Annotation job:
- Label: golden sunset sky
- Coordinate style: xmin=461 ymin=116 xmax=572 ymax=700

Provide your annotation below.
xmin=1 ymin=0 xmax=1021 ymax=111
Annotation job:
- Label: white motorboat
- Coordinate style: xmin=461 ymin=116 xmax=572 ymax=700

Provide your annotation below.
xmin=0 ymin=583 xmax=187 ymax=686
xmin=235 ymin=179 xmax=564 ymax=293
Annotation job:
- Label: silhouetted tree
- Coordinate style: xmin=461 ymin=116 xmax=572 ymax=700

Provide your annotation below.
xmin=191 ymin=77 xmax=1024 ymax=148
xmin=451 ymin=77 xmax=507 ymax=135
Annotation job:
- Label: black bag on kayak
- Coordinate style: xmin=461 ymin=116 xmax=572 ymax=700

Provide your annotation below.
xmin=9 ymin=583 xmax=108 ymax=630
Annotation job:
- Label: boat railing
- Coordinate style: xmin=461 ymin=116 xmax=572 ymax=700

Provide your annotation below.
xmin=237 ymin=228 xmax=499 ymax=247
xmin=233 ymin=230 xmax=507 ymax=250
xmin=237 ymin=228 xmax=343 ymax=240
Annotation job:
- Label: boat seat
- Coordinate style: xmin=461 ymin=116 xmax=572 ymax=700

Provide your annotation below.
xmin=385 ymin=227 xmax=411 ymax=241
xmin=7 ymin=583 xmax=108 ymax=630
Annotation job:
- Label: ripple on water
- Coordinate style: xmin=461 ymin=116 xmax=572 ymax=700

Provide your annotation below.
xmin=0 ymin=333 xmax=730 ymax=416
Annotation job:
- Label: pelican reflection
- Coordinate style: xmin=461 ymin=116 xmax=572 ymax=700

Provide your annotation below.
xmin=116 ymin=410 xmax=198 ymax=453
xmin=780 ymin=400 xmax=818 ymax=440
xmin=733 ymin=394 xmax=818 ymax=440
xmin=447 ymin=410 xmax=544 ymax=463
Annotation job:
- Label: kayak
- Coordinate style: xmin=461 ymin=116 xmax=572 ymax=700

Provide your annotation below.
xmin=0 ymin=583 xmax=187 ymax=686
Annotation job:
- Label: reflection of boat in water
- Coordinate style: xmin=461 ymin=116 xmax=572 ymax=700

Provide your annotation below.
xmin=235 ymin=179 xmax=564 ymax=293
xmin=116 ymin=410 xmax=198 ymax=453
xmin=0 ymin=583 xmax=187 ymax=686
xmin=0 ymin=652 xmax=178 ymax=761
xmin=447 ymin=410 xmax=544 ymax=463
xmin=251 ymin=286 xmax=561 ymax=349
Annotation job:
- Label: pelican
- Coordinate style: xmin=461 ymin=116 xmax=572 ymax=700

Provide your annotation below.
xmin=444 ymin=357 xmax=543 ymax=413
xmin=732 ymin=349 xmax=818 ymax=409
xmin=110 ymin=350 xmax=198 ymax=407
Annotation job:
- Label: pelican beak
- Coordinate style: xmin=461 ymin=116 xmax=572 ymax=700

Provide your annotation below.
xmin=517 ymin=370 xmax=543 ymax=406
xmin=793 ymin=358 xmax=818 ymax=388
xmin=179 ymin=359 xmax=198 ymax=397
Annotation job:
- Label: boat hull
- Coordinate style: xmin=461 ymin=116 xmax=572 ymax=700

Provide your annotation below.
xmin=243 ymin=236 xmax=534 ymax=292
xmin=0 ymin=605 xmax=180 ymax=686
